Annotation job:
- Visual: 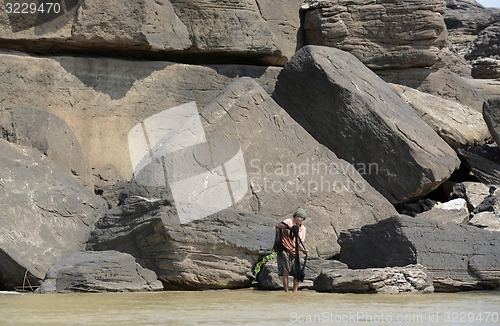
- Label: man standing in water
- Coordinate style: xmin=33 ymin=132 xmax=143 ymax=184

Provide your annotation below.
xmin=275 ymin=208 xmax=308 ymax=292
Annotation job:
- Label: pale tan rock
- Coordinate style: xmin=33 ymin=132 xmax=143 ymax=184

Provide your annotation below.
xmin=379 ymin=68 xmax=500 ymax=112
xmin=391 ymin=84 xmax=491 ymax=149
xmin=0 ymin=52 xmax=281 ymax=179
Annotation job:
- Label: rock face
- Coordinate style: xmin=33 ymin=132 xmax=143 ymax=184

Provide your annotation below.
xmin=467 ymin=22 xmax=500 ymax=79
xmin=87 ymin=197 xmax=276 ymax=290
xmin=314 ymin=265 xmax=434 ymax=294
xmin=445 ymin=0 xmax=498 ymax=57
xmin=482 ymin=97 xmax=500 ymax=147
xmin=0 ymin=107 xmax=92 ymax=188
xmin=0 ymin=52 xmax=281 ymax=181
xmin=0 ymin=140 xmax=107 ymax=290
xmin=301 ymin=0 xmax=465 ymax=72
xmin=391 ymin=84 xmax=490 ymax=150
xmin=37 ymin=251 xmax=163 ymax=293
xmin=0 ymin=0 xmax=302 ymax=64
xmin=274 ymin=46 xmax=460 ymax=204
xmin=125 ymin=77 xmax=396 ymax=257
xmin=337 ymin=215 xmax=500 ymax=292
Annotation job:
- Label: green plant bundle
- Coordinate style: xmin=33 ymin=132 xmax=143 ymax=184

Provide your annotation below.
xmin=253 ymin=252 xmax=276 ymax=276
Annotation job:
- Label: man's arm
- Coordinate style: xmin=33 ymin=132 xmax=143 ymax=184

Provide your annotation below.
xmin=275 ymin=221 xmax=289 ymax=229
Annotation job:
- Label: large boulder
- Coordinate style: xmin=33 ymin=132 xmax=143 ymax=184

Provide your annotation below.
xmin=0 ymin=107 xmax=92 ymax=188
xmin=202 ymin=78 xmax=397 ymax=256
xmin=482 ymin=97 xmax=500 ymax=147
xmin=0 ymin=52 xmax=281 ymax=180
xmin=301 ymin=0 xmax=466 ymax=73
xmin=0 ymin=0 xmax=299 ymax=64
xmin=37 ymin=251 xmax=163 ymax=293
xmin=87 ymin=197 xmax=276 ymax=290
xmin=273 ymin=46 xmax=460 ymax=204
xmin=125 ymin=77 xmax=396 ymax=257
xmin=337 ymin=215 xmax=500 ymax=292
xmin=0 ymin=140 xmax=107 ymax=290
xmin=391 ymin=84 xmax=491 ymax=149
xmin=314 ymin=265 xmax=434 ymax=294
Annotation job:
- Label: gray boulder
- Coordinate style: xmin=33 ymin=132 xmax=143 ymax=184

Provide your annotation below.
xmin=483 ymin=97 xmax=500 ymax=147
xmin=125 ymin=77 xmax=396 ymax=258
xmin=469 ymin=212 xmax=500 ymax=232
xmin=415 ymin=199 xmax=470 ymax=224
xmin=457 ymin=147 xmax=500 ymax=185
xmin=472 ymin=58 xmax=500 ymax=80
xmin=273 ymin=46 xmax=460 ymax=204
xmin=301 ymin=0 xmax=466 ymax=74
xmin=0 ymin=107 xmax=93 ymax=188
xmin=337 ymin=215 xmax=500 ymax=291
xmin=453 ymin=182 xmax=495 ymax=211
xmin=257 ymin=257 xmax=347 ymax=290
xmin=0 ymin=140 xmax=107 ymax=290
xmin=87 ymin=197 xmax=275 ymax=290
xmin=0 ymin=0 xmax=291 ymax=65
xmin=37 ymin=251 xmax=163 ymax=293
xmin=314 ymin=265 xmax=434 ymax=294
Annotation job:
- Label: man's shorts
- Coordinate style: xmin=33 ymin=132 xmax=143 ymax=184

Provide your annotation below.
xmin=277 ymin=250 xmax=294 ymax=276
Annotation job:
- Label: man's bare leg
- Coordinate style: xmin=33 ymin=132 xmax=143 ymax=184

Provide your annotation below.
xmin=293 ymin=279 xmax=299 ymax=292
xmin=282 ymin=272 xmax=289 ymax=292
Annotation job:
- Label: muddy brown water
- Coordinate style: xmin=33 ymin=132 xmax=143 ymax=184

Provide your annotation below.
xmin=1 ymin=289 xmax=499 ymax=325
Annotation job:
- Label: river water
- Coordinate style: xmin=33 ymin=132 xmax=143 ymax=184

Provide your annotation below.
xmin=1 ymin=289 xmax=499 ymax=325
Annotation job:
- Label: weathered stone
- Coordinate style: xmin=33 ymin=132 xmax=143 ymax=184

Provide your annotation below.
xmin=466 ymin=20 xmax=500 ymax=60
xmin=445 ymin=0 xmax=499 ymax=58
xmin=314 ymin=265 xmax=434 ymax=294
xmin=301 ymin=0 xmax=465 ymax=73
xmin=125 ymin=77 xmax=396 ymax=257
xmin=337 ymin=215 xmax=500 ymax=291
xmin=378 ymin=68 xmax=500 ymax=112
xmin=0 ymin=52 xmax=281 ymax=179
xmin=391 ymin=84 xmax=490 ymax=149
xmin=472 ymin=58 xmax=500 ymax=79
xmin=273 ymin=46 xmax=460 ymax=204
xmin=257 ymin=257 xmax=347 ymax=290
xmin=0 ymin=140 xmax=108 ymax=290
xmin=0 ymin=107 xmax=92 ymax=188
xmin=483 ymin=97 xmax=500 ymax=147
xmin=469 ymin=212 xmax=500 ymax=231
xmin=415 ymin=198 xmax=470 ymax=224
xmin=37 ymin=251 xmax=163 ymax=293
xmin=457 ymin=148 xmax=500 ymax=185
xmin=87 ymin=204 xmax=276 ymax=290
xmin=0 ymin=0 xmax=292 ymax=65
xmin=452 ymin=182 xmax=494 ymax=211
